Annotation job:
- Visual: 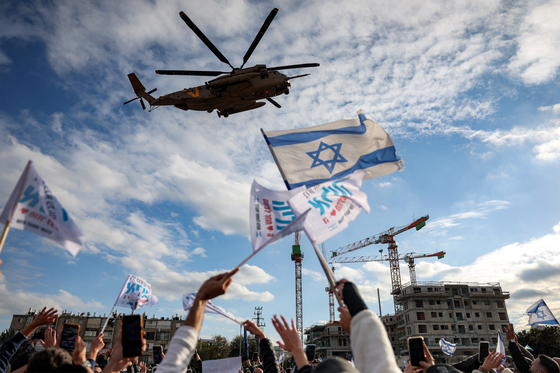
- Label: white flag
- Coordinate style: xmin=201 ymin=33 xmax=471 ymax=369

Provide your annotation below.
xmin=288 ymin=171 xmax=370 ymax=244
xmin=115 ymin=274 xmax=159 ymax=312
xmin=0 ymin=161 xmax=85 ymax=256
xmin=439 ymin=338 xmax=456 ymax=355
xmin=526 ymin=299 xmax=559 ymax=326
xmin=183 ymin=291 xmax=240 ymax=324
xmin=249 ymin=180 xmax=309 ymax=252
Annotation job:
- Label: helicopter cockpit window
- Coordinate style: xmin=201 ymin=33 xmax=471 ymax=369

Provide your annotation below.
xmin=272 ymin=71 xmax=279 ymax=75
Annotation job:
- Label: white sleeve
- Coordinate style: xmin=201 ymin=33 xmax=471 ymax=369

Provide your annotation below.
xmin=350 ymin=309 xmax=401 ymax=373
xmin=155 ymin=325 xmax=198 ymax=373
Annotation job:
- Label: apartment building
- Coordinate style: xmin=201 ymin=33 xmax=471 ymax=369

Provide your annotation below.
xmin=9 ymin=309 xmax=186 ymax=363
xmin=304 ymin=321 xmax=352 ymax=360
xmin=393 ymin=281 xmax=510 ymax=360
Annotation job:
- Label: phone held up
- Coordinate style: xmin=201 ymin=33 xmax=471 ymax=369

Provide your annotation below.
xmin=408 ymin=336 xmax=426 ymax=367
xmin=153 ymin=345 xmax=163 ymax=364
xmin=478 ymin=341 xmax=490 ymax=363
xmin=305 ymin=344 xmax=316 ymax=362
xmin=252 ymin=352 xmax=259 ymax=362
xmin=60 ymin=323 xmax=80 ymax=352
xmin=122 ymin=315 xmax=143 ymax=358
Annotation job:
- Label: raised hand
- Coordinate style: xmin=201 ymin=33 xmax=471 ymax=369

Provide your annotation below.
xmin=482 ymin=351 xmax=505 ymax=371
xmin=243 ymin=320 xmax=265 ymax=339
xmin=22 ymin=307 xmax=59 ymax=337
xmin=271 ymin=315 xmax=308 ymax=369
xmin=89 ymin=333 xmax=105 ymax=360
xmin=39 ymin=327 xmax=57 ymax=348
xmin=196 ymin=268 xmax=239 ymax=301
xmin=73 ymin=336 xmax=87 ymax=365
xmin=139 ymin=361 xmax=147 ymax=373
xmin=338 ymin=306 xmax=351 ymax=334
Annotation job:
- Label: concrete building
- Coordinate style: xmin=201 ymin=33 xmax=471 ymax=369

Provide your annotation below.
xmin=9 ymin=309 xmax=186 ymax=364
xmin=392 ymin=281 xmax=510 ymax=361
xmin=304 ymin=321 xmax=351 ymax=360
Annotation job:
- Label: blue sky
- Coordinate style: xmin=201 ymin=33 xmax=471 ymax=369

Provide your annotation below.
xmin=1 ymin=0 xmax=560 ymax=347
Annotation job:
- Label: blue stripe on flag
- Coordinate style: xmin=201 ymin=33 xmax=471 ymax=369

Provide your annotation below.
xmin=288 ymin=146 xmax=399 ymax=189
xmin=267 ymin=114 xmax=368 ymax=147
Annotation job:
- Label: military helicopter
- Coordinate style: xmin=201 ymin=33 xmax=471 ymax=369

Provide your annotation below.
xmin=124 ymin=8 xmax=319 ymax=118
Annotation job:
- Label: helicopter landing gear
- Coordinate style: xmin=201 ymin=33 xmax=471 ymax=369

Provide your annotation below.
xmin=284 ymin=88 xmax=290 ymax=95
xmin=217 ymin=110 xmax=229 ymax=118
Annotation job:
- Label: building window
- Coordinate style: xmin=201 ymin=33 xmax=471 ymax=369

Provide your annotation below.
xmin=419 ymin=325 xmax=427 ymax=333
xmin=416 ymin=300 xmax=424 ymax=308
xmin=481 ymin=288 xmax=487 ymax=293
xmin=472 ymin=338 xmax=478 ymax=343
xmin=484 ymin=300 xmax=490 ymax=306
xmin=468 ymin=325 xmax=474 ymax=331
xmin=406 ymin=314 xmax=410 ymax=323
xmin=449 ymin=313 xmax=453 ymax=319
xmin=473 ymin=301 xmax=478 ymax=305
xmin=456 ymin=313 xmax=463 ymax=321
xmin=339 ymin=338 xmax=342 ymax=346
xmin=431 ymin=312 xmax=437 ymax=318
xmin=17 ymin=318 xmax=22 ymax=323
xmin=429 ymin=300 xmax=436 ymax=306
xmin=475 ymin=312 xmax=480 ymax=317
xmin=343 ymin=338 xmax=347 ymax=346
xmin=439 ymin=312 xmax=443 ymax=317
xmin=156 ymin=332 xmax=170 ymax=341
xmin=414 ymin=288 xmax=421 ymax=293
xmin=489 ymin=325 xmax=496 ymax=330
xmin=466 ymin=313 xmax=471 ymax=318
xmin=499 ymin=313 xmax=507 ymax=320
xmin=486 ymin=312 xmax=492 ymax=318
xmin=145 ymin=332 xmax=155 ymax=340
xmin=478 ymin=325 xmax=483 ymax=330
xmin=501 ymin=325 xmax=508 ymax=332
xmin=492 ymin=338 xmax=498 ymax=344
xmin=454 ymin=301 xmax=462 ymax=308
xmin=441 ymin=325 xmax=449 ymax=330
xmin=407 ymin=326 xmax=412 ymax=335
xmin=427 ymin=288 xmax=433 ymax=292
xmin=433 ymin=325 xmax=439 ymax=331
xmin=437 ymin=300 xmax=441 ymax=305
xmin=464 ymin=301 xmax=469 ymax=306
xmin=497 ymin=301 xmax=505 ymax=308
xmin=417 ymin=312 xmax=425 ymax=320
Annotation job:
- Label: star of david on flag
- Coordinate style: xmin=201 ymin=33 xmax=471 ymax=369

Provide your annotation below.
xmin=307 ymin=142 xmax=347 ymax=173
xmin=261 ymin=111 xmax=404 ymax=190
xmin=439 ymin=338 xmax=457 ymax=356
xmin=526 ymin=299 xmax=559 ymax=326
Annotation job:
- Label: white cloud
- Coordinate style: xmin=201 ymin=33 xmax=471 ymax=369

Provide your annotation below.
xmin=538 ymin=103 xmax=560 ymax=115
xmin=508 ymin=0 xmax=560 ymax=85
xmin=302 ymin=268 xmax=325 ymax=282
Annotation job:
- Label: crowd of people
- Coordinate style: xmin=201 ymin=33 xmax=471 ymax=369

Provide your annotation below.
xmin=1 ymin=269 xmax=559 ymax=373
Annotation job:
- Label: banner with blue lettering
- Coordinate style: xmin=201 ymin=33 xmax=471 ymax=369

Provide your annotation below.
xmin=288 ymin=171 xmax=370 ymax=244
xmin=249 ymin=181 xmax=309 ymax=253
xmin=115 ymin=274 xmax=159 ymax=312
xmin=0 ymin=161 xmax=85 ymax=256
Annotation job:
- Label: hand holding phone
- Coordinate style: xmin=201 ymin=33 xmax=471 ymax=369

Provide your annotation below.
xmin=122 ymin=315 xmax=143 ymax=358
xmin=60 ymin=324 xmax=80 ymax=352
xmin=408 ymin=336 xmax=425 ymax=367
xmin=479 ymin=341 xmax=490 ymax=363
xmin=153 ymin=345 xmax=163 ymax=364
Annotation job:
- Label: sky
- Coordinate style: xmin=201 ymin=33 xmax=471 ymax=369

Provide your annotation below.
xmin=1 ymin=0 xmax=560 ymax=349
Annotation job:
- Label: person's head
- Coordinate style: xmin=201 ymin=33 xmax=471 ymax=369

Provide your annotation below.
xmin=26 ymin=348 xmax=73 ymax=373
xmin=531 ymin=355 xmax=560 ymax=373
xmin=51 ymin=364 xmax=89 ymax=372
xmin=9 ymin=349 xmax=36 ymax=371
xmin=254 ymin=368 xmax=263 ymax=373
xmin=314 ymin=357 xmax=360 ymax=373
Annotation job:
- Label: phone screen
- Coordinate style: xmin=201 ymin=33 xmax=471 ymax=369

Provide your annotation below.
xmin=60 ymin=324 xmax=80 ymax=352
xmin=252 ymin=352 xmax=258 ymax=361
xmin=122 ymin=315 xmax=143 ymax=357
xmin=479 ymin=342 xmax=490 ymax=362
xmin=408 ymin=337 xmax=425 ymax=366
xmin=153 ymin=345 xmax=163 ymax=364
xmin=305 ymin=344 xmax=316 ymax=362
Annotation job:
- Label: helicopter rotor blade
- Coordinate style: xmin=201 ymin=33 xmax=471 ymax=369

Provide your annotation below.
xmin=240 ymin=8 xmax=278 ymax=69
xmin=266 ymin=97 xmax=281 ymax=108
xmin=155 ymin=70 xmax=226 ymax=77
xmin=146 ymin=88 xmax=158 ymax=95
xmin=123 ymin=97 xmax=140 ymax=105
xmin=179 ymin=11 xmax=235 ymax=70
xmin=268 ymin=63 xmax=320 ymax=70
xmin=140 ymin=98 xmax=146 ymax=110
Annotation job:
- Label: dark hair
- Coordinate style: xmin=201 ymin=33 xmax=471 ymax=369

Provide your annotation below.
xmin=539 ymin=355 xmax=560 ymax=373
xmin=26 ymin=348 xmax=73 ymax=373
xmin=10 ymin=349 xmax=36 ymax=371
xmin=51 ymin=363 xmax=89 ymax=372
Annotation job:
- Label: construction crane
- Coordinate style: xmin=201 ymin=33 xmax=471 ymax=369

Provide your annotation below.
xmin=322 ymin=243 xmax=335 ymax=323
xmin=330 ymin=215 xmax=429 ymax=310
xmin=330 ymin=250 xmax=446 ymax=285
xmin=291 ymin=231 xmax=304 ymax=343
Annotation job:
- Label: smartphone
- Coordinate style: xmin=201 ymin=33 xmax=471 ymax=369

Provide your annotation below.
xmin=479 ymin=341 xmax=490 ymax=363
xmin=122 ymin=315 xmax=143 ymax=357
xmin=33 ymin=330 xmax=45 ymax=341
xmin=305 ymin=344 xmax=316 ymax=362
xmin=252 ymin=352 xmax=259 ymax=362
xmin=153 ymin=345 xmax=163 ymax=364
xmin=60 ymin=323 xmax=80 ymax=352
xmin=408 ymin=336 xmax=425 ymax=367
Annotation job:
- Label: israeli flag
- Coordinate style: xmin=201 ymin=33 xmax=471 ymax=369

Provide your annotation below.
xmin=278 ymin=354 xmax=284 ymax=364
xmin=439 ymin=338 xmax=457 ymax=355
xmin=262 ymin=111 xmax=404 ymax=190
xmin=526 ymin=299 xmax=560 ymax=326
xmin=496 ymin=332 xmax=507 ymax=366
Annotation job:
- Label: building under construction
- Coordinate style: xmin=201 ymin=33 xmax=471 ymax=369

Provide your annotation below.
xmin=386 ymin=281 xmax=510 ymax=361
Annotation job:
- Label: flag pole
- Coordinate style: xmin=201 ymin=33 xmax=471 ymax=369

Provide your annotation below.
xmin=0 ymin=221 xmax=10 ymax=254
xmin=100 ymin=275 xmax=131 ymax=334
xmin=307 ymin=238 xmax=343 ymax=307
xmin=0 ymin=160 xmax=33 ymax=255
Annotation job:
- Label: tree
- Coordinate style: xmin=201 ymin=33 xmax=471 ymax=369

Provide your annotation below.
xmin=517 ymin=326 xmax=560 ymax=358
xmin=229 ymin=334 xmax=258 ymax=359
xmin=197 ymin=335 xmax=231 ymax=361
xmin=0 ymin=329 xmax=16 ymax=345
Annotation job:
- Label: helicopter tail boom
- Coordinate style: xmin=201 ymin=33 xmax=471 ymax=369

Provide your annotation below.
xmin=127 ymin=73 xmax=156 ymax=104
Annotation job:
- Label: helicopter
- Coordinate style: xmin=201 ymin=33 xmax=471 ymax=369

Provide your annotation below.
xmin=124 ymin=8 xmax=319 ymax=118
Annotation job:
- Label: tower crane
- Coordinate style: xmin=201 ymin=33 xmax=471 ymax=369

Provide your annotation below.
xmin=291 ymin=231 xmax=304 ymax=343
xmin=330 ymin=250 xmax=445 ymax=285
xmin=330 ymin=215 xmax=429 ymax=314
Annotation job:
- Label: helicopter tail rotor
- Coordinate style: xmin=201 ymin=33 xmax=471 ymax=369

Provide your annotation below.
xmin=124 ymin=73 xmax=157 ymax=110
